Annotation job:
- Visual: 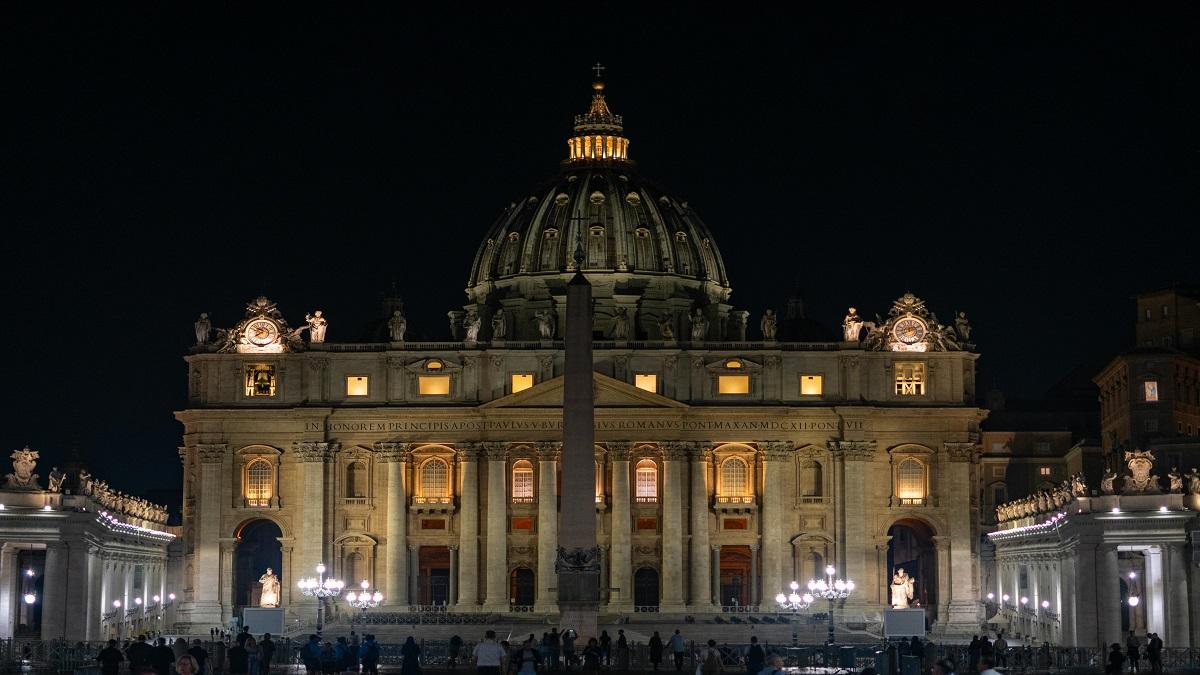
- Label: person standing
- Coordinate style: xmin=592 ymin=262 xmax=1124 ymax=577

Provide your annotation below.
xmin=1107 ymin=644 xmax=1127 ymax=675
xmin=127 ymin=635 xmax=154 ymax=672
xmin=598 ymin=631 xmax=611 ymax=668
xmin=745 ymin=637 xmax=764 ymax=675
xmin=448 ymin=636 xmax=464 ymax=673
xmin=259 ymin=634 xmax=275 ymax=675
xmin=759 ymin=655 xmax=785 ymax=675
xmin=302 ymin=635 xmax=322 ymax=675
xmin=615 ymin=630 xmax=630 ymax=674
xmin=177 ymin=655 xmax=202 ymax=675
xmin=581 ymin=639 xmax=601 ymax=674
xmin=152 ymin=638 xmax=177 ymax=675
xmin=98 ymin=640 xmax=125 ymax=675
xmin=360 ymin=635 xmax=381 ymax=675
xmin=227 ymin=638 xmax=249 ymax=675
xmin=669 ymin=630 xmax=686 ymax=672
xmin=977 ymin=657 xmax=1000 ymax=675
xmin=648 ymin=632 xmax=664 ymax=672
xmin=236 ymin=628 xmax=252 ymax=649
xmin=474 ymin=630 xmax=507 ymax=675
xmin=349 ymin=633 xmax=361 ymax=673
xmin=400 ymin=636 xmax=422 ymax=675
xmin=991 ymin=632 xmax=1007 ymax=668
xmin=189 ymin=640 xmax=210 ymax=675
xmin=699 ymin=640 xmax=722 ymax=675
xmin=1147 ymin=633 xmax=1163 ymax=675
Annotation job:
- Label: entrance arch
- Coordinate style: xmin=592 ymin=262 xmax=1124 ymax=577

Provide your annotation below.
xmin=887 ymin=518 xmax=937 ymax=624
xmin=634 ymin=567 xmax=660 ymax=608
xmin=235 ymin=519 xmax=283 ymax=608
xmin=510 ymin=567 xmax=535 ymax=606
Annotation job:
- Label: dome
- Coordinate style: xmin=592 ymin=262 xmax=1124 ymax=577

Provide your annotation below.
xmin=456 ymin=79 xmax=740 ymax=343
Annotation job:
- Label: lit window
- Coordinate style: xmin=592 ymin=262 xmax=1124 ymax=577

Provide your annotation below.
xmin=512 ymin=459 xmax=534 ymax=502
xmin=511 ymin=373 xmax=535 ymax=393
xmin=635 ymin=459 xmax=658 ymax=502
xmin=718 ymin=375 xmax=750 ymax=394
xmin=245 ymin=459 xmax=273 ymax=507
xmin=420 ymin=459 xmax=449 ymax=498
xmin=419 ymin=376 xmax=451 ymax=395
xmin=800 ymin=374 xmax=823 ymax=396
xmin=896 ymin=458 xmax=926 ymax=503
xmin=1039 ymin=467 xmax=1051 ymax=477
xmin=725 ymin=359 xmax=742 ymax=369
xmin=635 ymin=373 xmax=657 ymax=393
xmin=245 ymin=365 xmax=276 ymax=397
xmin=895 ymin=363 xmax=925 ymax=396
xmin=346 ymin=376 xmax=369 ymax=397
xmin=426 ymin=360 xmax=443 ymax=370
xmin=1144 ymin=381 xmax=1159 ymax=402
xmin=720 ymin=458 xmax=749 ymax=497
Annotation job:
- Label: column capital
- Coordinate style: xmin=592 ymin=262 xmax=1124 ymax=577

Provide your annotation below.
xmin=712 ymin=545 xmax=723 ymax=553
xmin=758 ymin=441 xmax=795 ymax=461
xmin=448 ymin=544 xmax=459 ymax=552
xmin=828 ymin=440 xmax=877 ymax=461
xmin=196 ymin=444 xmax=227 ymax=463
xmin=661 ymin=441 xmax=696 ymax=461
xmin=375 ymin=443 xmax=412 ymax=463
xmin=535 ymin=442 xmax=561 ymax=461
xmin=481 ymin=442 xmax=509 ymax=461
xmin=943 ymin=442 xmax=981 ymax=463
xmin=408 ymin=544 xmax=420 ymax=553
xmin=293 ymin=442 xmax=338 ymax=462
xmin=456 ymin=442 xmax=483 ymax=461
xmin=606 ymin=441 xmax=635 ymax=461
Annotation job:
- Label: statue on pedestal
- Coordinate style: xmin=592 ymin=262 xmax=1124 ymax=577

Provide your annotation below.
xmin=388 ymin=310 xmax=407 ymax=342
xmin=305 ymin=311 xmax=328 ymax=343
xmin=689 ymin=309 xmax=708 ymax=342
xmin=491 ymin=308 xmax=507 ymax=340
xmin=760 ymin=309 xmax=777 ymax=341
xmin=47 ymin=467 xmax=64 ymax=493
xmin=955 ymin=311 xmax=972 ymax=342
xmin=1186 ymin=468 xmax=1200 ymax=495
xmin=658 ymin=313 xmax=674 ymax=341
xmin=194 ymin=313 xmax=212 ymax=345
xmin=610 ymin=308 xmax=629 ymax=340
xmin=4 ymin=448 xmax=41 ymax=490
xmin=843 ymin=307 xmax=865 ymax=341
xmin=463 ymin=310 xmax=482 ymax=342
xmin=1100 ymin=469 xmax=1117 ymax=495
xmin=258 ymin=568 xmax=281 ymax=608
xmin=890 ymin=568 xmax=914 ymax=608
xmin=534 ymin=310 xmax=556 ymax=340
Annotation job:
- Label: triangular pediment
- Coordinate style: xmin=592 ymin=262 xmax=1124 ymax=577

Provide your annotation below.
xmin=480 ymin=372 xmax=688 ymax=409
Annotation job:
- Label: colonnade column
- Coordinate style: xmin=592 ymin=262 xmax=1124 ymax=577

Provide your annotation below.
xmin=759 ymin=442 xmax=792 ymax=605
xmin=448 ymin=546 xmax=458 ymax=606
xmin=1165 ymin=542 xmax=1191 ymax=646
xmin=408 ymin=546 xmax=420 ymax=605
xmin=710 ymin=547 xmax=721 ymax=608
xmin=192 ymin=444 xmax=226 ymax=624
xmin=62 ymin=541 xmax=92 ymax=641
xmin=87 ymin=547 xmax=105 ymax=639
xmin=0 ymin=545 xmax=16 ymax=638
xmin=660 ymin=444 xmax=686 ymax=611
xmin=535 ymin=442 xmax=560 ymax=612
xmin=749 ymin=545 xmax=760 ymax=606
xmin=1096 ymin=543 xmax=1122 ymax=648
xmin=39 ymin=543 xmax=67 ymax=640
xmin=689 ymin=446 xmax=714 ymax=609
xmin=377 ymin=443 xmax=410 ymax=607
xmin=483 ymin=443 xmax=509 ymax=611
xmin=608 ymin=444 xmax=632 ymax=610
xmin=456 ymin=445 xmax=480 ymax=610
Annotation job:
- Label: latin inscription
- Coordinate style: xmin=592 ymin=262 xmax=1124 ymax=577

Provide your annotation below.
xmin=303 ymin=419 xmax=862 ymax=433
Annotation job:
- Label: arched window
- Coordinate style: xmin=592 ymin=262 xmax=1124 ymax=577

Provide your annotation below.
xmin=420 ymin=458 xmax=449 ymax=498
xmin=344 ymin=552 xmax=363 ymax=587
xmin=345 ymin=461 xmax=367 ymax=499
xmin=245 ymin=459 xmax=273 ymax=507
xmin=512 ymin=459 xmax=534 ymax=502
xmin=595 ymin=460 xmax=604 ymax=504
xmin=896 ymin=458 xmax=926 ymax=504
xmin=635 ymin=459 xmax=658 ymax=502
xmin=720 ymin=458 xmax=749 ymax=497
xmin=798 ymin=460 xmax=823 ymax=499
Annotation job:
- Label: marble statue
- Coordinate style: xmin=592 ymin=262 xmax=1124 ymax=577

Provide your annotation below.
xmin=1186 ymin=468 xmax=1200 ymax=495
xmin=388 ymin=310 xmax=407 ymax=342
xmin=843 ymin=307 xmax=865 ymax=341
xmin=1070 ymin=473 xmax=1088 ymax=497
xmin=258 ymin=568 xmax=281 ymax=608
xmin=1100 ymin=469 xmax=1117 ymax=495
xmin=534 ymin=310 xmax=556 ymax=340
xmin=890 ymin=568 xmax=914 ymax=608
xmin=4 ymin=448 xmax=41 ymax=490
xmin=194 ymin=313 xmax=211 ymax=345
xmin=955 ymin=311 xmax=972 ymax=341
xmin=611 ymin=308 xmax=629 ymax=340
xmin=1168 ymin=467 xmax=1183 ymax=494
xmin=760 ymin=309 xmax=777 ymax=341
xmin=491 ymin=308 xmax=507 ymax=340
xmin=305 ymin=310 xmax=328 ymax=343
xmin=47 ymin=466 xmax=64 ymax=493
xmin=464 ymin=310 xmax=482 ymax=342
xmin=658 ymin=313 xmax=675 ymax=341
xmin=689 ymin=309 xmax=708 ymax=342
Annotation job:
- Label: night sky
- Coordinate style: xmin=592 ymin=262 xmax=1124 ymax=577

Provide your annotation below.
xmin=4 ymin=5 xmax=1197 ymax=499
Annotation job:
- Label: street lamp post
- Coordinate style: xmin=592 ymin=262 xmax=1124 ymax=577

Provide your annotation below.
xmin=807 ymin=565 xmax=854 ymax=646
xmin=112 ymin=600 xmax=122 ymax=641
xmin=774 ymin=581 xmax=815 ymax=646
xmin=344 ymin=579 xmax=384 ymax=636
xmin=297 ymin=563 xmax=345 ymax=635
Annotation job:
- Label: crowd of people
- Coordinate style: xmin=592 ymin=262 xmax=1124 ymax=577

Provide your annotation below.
xmin=1110 ymin=632 xmax=1167 ymax=675
xmin=96 ymin=628 xmax=278 ymax=675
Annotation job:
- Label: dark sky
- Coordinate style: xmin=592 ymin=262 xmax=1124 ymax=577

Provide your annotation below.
xmin=4 ymin=5 xmax=1197 ymax=498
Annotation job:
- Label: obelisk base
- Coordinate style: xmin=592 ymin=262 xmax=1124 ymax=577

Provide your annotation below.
xmin=557 ymin=568 xmax=600 ymax=642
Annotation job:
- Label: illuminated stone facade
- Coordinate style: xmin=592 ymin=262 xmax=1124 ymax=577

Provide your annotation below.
xmin=175 ymin=80 xmax=988 ymax=638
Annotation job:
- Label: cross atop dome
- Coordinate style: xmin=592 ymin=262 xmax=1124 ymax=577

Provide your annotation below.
xmin=592 ymin=61 xmax=606 ymax=79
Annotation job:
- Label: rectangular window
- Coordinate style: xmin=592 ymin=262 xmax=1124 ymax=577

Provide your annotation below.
xmin=895 ymin=362 xmax=925 ymax=396
xmin=1035 ymin=441 xmax=1051 ymax=453
xmin=1039 ymin=466 xmax=1051 ymax=476
xmin=245 ymin=365 xmax=276 ymax=397
xmin=346 ymin=376 xmax=369 ymax=396
xmin=511 ymin=517 xmax=534 ymax=530
xmin=511 ymin=373 xmax=534 ymax=393
xmin=800 ymin=374 xmax=823 ymax=396
xmin=418 ymin=375 xmax=451 ymax=395
xmin=634 ymin=373 xmax=658 ymax=393
xmin=722 ymin=518 xmax=749 ymax=530
xmin=718 ymin=375 xmax=750 ymax=394
xmin=636 ymin=517 xmax=657 ymax=530
xmin=1144 ymin=381 xmax=1159 ymax=402
xmin=420 ymin=519 xmax=446 ymax=530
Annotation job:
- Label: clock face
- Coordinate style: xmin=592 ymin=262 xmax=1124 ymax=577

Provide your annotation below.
xmin=245 ymin=319 xmax=280 ymax=347
xmin=892 ymin=317 xmax=927 ymax=345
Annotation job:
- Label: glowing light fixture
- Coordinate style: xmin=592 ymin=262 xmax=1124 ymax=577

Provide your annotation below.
xmin=1128 ymin=596 xmax=1140 ymax=607
xmin=23 ymin=593 xmax=36 ymax=605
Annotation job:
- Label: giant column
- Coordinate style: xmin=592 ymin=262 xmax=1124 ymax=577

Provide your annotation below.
xmin=456 ymin=445 xmax=480 ymax=609
xmin=1165 ymin=542 xmax=1191 ymax=646
xmin=942 ymin=443 xmax=983 ymax=630
xmin=759 ymin=442 xmax=793 ymax=605
xmin=536 ymin=442 xmax=560 ymax=612
xmin=483 ymin=443 xmax=509 ymax=611
xmin=660 ymin=444 xmax=685 ymax=611
xmin=377 ymin=443 xmax=410 ymax=607
xmin=295 ymin=442 xmax=335 ymax=620
xmin=557 ymin=259 xmax=600 ymax=638
xmin=40 ymin=543 xmax=67 ymax=640
xmin=607 ymin=443 xmax=633 ymax=611
xmin=189 ymin=444 xmax=226 ymax=625
xmin=689 ymin=447 xmax=714 ymax=609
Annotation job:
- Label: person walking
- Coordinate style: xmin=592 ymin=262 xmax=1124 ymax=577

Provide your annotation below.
xmin=474 ymin=630 xmax=507 ymax=675
xmin=648 ymin=632 xmax=664 ymax=672
xmin=400 ymin=636 xmax=422 ymax=675
xmin=98 ymin=640 xmax=125 ymax=675
xmin=669 ymin=630 xmax=686 ymax=672
xmin=745 ymin=637 xmax=764 ymax=675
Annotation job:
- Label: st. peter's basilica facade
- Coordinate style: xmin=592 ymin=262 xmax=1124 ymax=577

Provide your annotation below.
xmin=175 ymin=79 xmax=986 ymax=637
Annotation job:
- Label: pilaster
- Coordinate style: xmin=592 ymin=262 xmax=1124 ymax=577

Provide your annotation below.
xmin=536 ymin=442 xmax=561 ymax=612
xmin=607 ymin=442 xmax=633 ymax=611
xmin=376 ymin=442 xmax=411 ymax=607
xmin=759 ymin=441 xmax=793 ymax=603
xmin=455 ymin=443 xmax=481 ymax=610
xmin=689 ymin=447 xmax=714 ymax=609
xmin=482 ymin=442 xmax=509 ymax=611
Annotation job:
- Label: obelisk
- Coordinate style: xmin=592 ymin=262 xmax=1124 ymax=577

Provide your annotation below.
xmin=556 ymin=240 xmax=600 ymax=639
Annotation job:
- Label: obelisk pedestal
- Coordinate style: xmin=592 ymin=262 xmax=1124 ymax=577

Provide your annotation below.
xmin=556 ymin=264 xmax=600 ymax=641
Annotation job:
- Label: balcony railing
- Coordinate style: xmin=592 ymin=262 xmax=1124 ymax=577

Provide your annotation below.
xmin=633 ymin=605 xmax=660 ymax=613
xmin=412 ymin=496 xmax=453 ymax=505
xmin=509 ymin=605 xmax=536 ymax=613
xmin=715 ymin=496 xmax=754 ymax=505
xmin=511 ymin=497 xmax=535 ymax=504
xmin=635 ymin=496 xmax=658 ymax=504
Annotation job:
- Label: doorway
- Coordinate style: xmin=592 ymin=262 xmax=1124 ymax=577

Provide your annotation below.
xmin=234 ymin=520 xmax=283 ymax=608
xmin=887 ymin=518 xmax=938 ymax=623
